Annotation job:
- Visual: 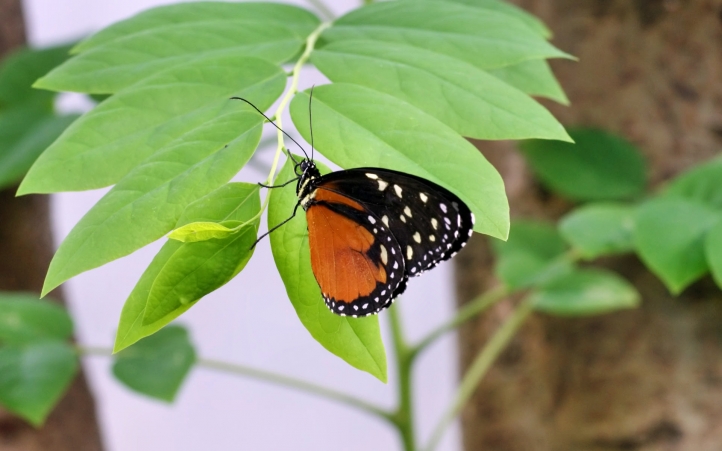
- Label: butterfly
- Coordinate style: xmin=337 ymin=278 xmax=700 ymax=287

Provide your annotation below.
xmin=233 ymin=93 xmax=475 ymax=317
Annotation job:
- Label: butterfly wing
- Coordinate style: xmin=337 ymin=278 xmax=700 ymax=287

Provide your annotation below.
xmin=315 ymin=168 xmax=475 ymax=291
xmin=306 ymin=188 xmax=406 ymax=316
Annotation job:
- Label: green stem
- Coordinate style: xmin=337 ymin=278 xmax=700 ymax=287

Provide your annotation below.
xmin=409 ymin=285 xmax=508 ymax=360
xmin=304 ymin=0 xmax=336 ymax=20
xmin=76 ymin=346 xmax=392 ymax=423
xmin=388 ymin=304 xmax=416 ymax=451
xmin=423 ymin=298 xmax=535 ymax=451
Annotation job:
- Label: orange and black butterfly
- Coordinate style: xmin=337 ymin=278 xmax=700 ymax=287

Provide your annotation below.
xmin=234 ymin=93 xmax=474 ymax=317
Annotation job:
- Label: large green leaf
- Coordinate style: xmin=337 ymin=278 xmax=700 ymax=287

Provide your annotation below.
xmin=0 ymin=44 xmax=72 ymax=109
xmin=311 ymin=40 xmax=570 ymax=142
xmin=0 ymin=112 xmax=77 ymax=190
xmin=491 ymin=220 xmax=572 ymax=289
xmin=290 ymin=84 xmax=509 ymax=239
xmin=0 ymin=293 xmax=73 ymax=346
xmin=664 ymin=155 xmax=722 ymax=210
xmin=705 ymin=221 xmax=722 ymax=289
xmin=322 ymin=1 xmax=571 ymax=70
xmin=634 ymin=197 xmax=721 ymax=294
xmin=21 ymin=55 xmax=285 ymax=194
xmin=37 ymin=3 xmax=319 ymax=93
xmin=559 ymin=203 xmax=635 ymax=259
xmin=112 ymin=325 xmax=195 ymax=402
xmin=114 ymin=183 xmax=260 ymax=352
xmin=442 ymin=0 xmax=551 ymax=38
xmin=531 ymin=269 xmax=640 ymax=316
xmin=142 ymin=184 xmax=261 ymax=325
xmin=269 ymin=157 xmax=387 ymax=382
xmin=520 ymin=128 xmax=647 ymax=201
xmin=0 ymin=340 xmax=78 ymax=426
xmin=488 ymin=59 xmax=569 ymax=105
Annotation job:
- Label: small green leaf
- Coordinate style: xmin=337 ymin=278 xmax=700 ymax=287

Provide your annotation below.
xmin=290 ymin=84 xmax=509 ymax=239
xmin=442 ymin=0 xmax=552 ymax=38
xmin=520 ymin=128 xmax=647 ymax=201
xmin=114 ymin=183 xmax=260 ymax=352
xmin=0 ymin=293 xmax=73 ymax=345
xmin=0 ymin=44 xmax=72 ymax=108
xmin=559 ymin=203 xmax=635 ymax=259
xmin=112 ymin=325 xmax=195 ymax=402
xmin=38 ymin=3 xmax=319 ymax=93
xmin=0 ymin=113 xmax=77 ymax=190
xmin=269 ymin=157 xmax=387 ymax=382
xmin=312 ymin=40 xmax=570 ymax=141
xmin=323 ymin=1 xmax=571 ymax=70
xmin=0 ymin=340 xmax=78 ymax=426
xmin=491 ymin=220 xmax=572 ymax=289
xmin=634 ymin=197 xmax=721 ymax=294
xmin=705 ymin=221 xmax=722 ymax=289
xmin=530 ymin=269 xmax=640 ymax=316
xmin=664 ymin=155 xmax=722 ymax=210
xmin=168 ymin=221 xmax=237 ymax=243
xmin=21 ymin=55 xmax=284 ymax=194
xmin=488 ymin=59 xmax=569 ymax=105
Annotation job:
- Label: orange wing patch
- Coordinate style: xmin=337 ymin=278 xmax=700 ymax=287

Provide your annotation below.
xmin=307 ymin=204 xmax=387 ymax=305
xmin=313 ymin=186 xmax=365 ymax=211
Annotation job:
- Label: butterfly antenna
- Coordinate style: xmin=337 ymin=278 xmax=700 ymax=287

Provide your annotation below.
xmin=230 ymin=97 xmax=309 ymax=162
xmin=309 ymin=85 xmax=315 ymax=161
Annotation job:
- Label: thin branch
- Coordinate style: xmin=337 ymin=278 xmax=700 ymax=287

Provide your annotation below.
xmin=304 ymin=0 xmax=336 ymax=20
xmin=423 ymin=298 xmax=535 ymax=451
xmin=409 ymin=285 xmax=508 ymax=360
xmin=387 ymin=303 xmax=417 ymax=451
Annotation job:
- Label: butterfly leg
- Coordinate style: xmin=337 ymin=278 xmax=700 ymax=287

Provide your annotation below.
xmin=250 ymin=201 xmax=302 ymax=249
xmin=258 ymin=177 xmax=299 ymax=189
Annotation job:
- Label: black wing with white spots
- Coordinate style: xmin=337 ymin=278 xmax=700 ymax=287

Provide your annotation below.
xmin=314 ymin=167 xmax=475 ymax=301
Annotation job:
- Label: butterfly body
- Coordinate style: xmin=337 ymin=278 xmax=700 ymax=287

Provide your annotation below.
xmin=294 ymin=159 xmax=475 ymax=317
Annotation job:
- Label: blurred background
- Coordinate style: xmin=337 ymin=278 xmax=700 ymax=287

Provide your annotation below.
xmin=11 ymin=0 xmax=462 ymax=450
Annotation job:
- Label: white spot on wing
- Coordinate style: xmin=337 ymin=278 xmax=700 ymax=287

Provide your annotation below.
xmin=413 ymin=232 xmax=421 ymax=243
xmin=382 ymin=215 xmax=389 ymax=226
xmin=429 ymin=235 xmax=436 ymax=242
xmin=393 ymin=261 xmax=399 ymax=269
xmin=380 ymin=244 xmax=388 ymax=265
xmin=394 ymin=184 xmax=403 ymax=197
xmin=431 ymin=218 xmax=438 ymax=229
xmin=404 ymin=206 xmax=412 ymax=217
xmin=365 ymin=173 xmax=378 ymax=179
xmin=400 ymin=215 xmax=407 ymax=223
xmin=420 ymin=193 xmax=428 ymax=203
xmin=378 ymin=180 xmax=388 ymax=191
xmin=407 ymin=246 xmax=413 ymax=260
xmin=440 ymin=203 xmax=448 ymax=213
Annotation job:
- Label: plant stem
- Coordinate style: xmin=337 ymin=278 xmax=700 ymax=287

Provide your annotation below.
xmin=263 ymin=20 xmax=330 ymax=188
xmin=198 ymin=357 xmax=392 ymax=422
xmin=304 ymin=0 xmax=336 ymax=20
xmin=409 ymin=285 xmax=508 ymax=360
xmin=76 ymin=345 xmax=392 ymax=423
xmin=423 ymin=298 xmax=535 ymax=451
xmin=388 ymin=304 xmax=416 ymax=451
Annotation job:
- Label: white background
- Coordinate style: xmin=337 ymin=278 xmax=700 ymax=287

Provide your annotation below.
xmin=22 ymin=1 xmax=462 ymax=450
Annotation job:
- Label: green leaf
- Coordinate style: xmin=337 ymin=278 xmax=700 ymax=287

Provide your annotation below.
xmin=112 ymin=325 xmax=195 ymax=402
xmin=38 ymin=3 xmax=319 ymax=93
xmin=142 ymin=184 xmax=260 ymax=325
xmin=0 ymin=44 xmax=72 ymax=108
xmin=530 ymin=269 xmax=640 ymax=316
xmin=0 ymin=112 xmax=77 ymax=190
xmin=705 ymin=221 xmax=722 ymax=289
xmin=664 ymin=155 xmax=722 ymax=210
xmin=269 ymin=157 xmax=387 ymax=382
xmin=0 ymin=293 xmax=73 ymax=346
xmin=168 ymin=221 xmax=237 ymax=243
xmin=290 ymin=84 xmax=509 ymax=239
xmin=520 ymin=128 xmax=647 ymax=201
xmin=491 ymin=220 xmax=572 ymax=289
xmin=559 ymin=203 xmax=635 ymax=259
xmin=488 ymin=59 xmax=569 ymax=105
xmin=322 ymin=1 xmax=571 ymax=70
xmin=634 ymin=197 xmax=721 ymax=294
xmin=0 ymin=340 xmax=78 ymax=426
xmin=311 ymin=40 xmax=570 ymax=142
xmin=21 ymin=55 xmax=285 ymax=194
xmin=114 ymin=183 xmax=260 ymax=352
xmin=442 ymin=0 xmax=552 ymax=38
